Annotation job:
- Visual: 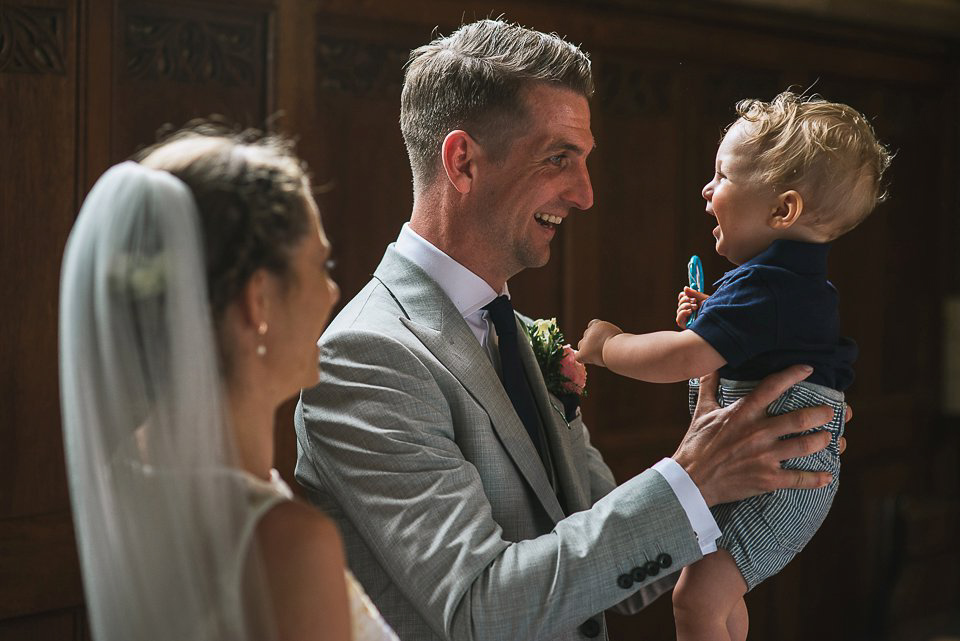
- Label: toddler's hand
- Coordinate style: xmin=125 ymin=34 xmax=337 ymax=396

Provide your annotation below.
xmin=676 ymin=286 xmax=710 ymax=329
xmin=575 ymin=319 xmax=624 ymax=367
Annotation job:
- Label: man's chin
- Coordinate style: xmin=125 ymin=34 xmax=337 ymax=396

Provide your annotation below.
xmin=531 ymin=249 xmax=552 ymax=269
xmin=517 ymin=245 xmax=552 ymax=270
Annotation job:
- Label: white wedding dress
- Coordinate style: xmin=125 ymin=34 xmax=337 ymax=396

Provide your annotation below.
xmin=241 ymin=469 xmax=401 ymax=641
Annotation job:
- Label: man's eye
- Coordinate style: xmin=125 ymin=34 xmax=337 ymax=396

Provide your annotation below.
xmin=325 ymin=258 xmax=337 ymax=271
xmin=549 ymin=155 xmax=567 ymax=167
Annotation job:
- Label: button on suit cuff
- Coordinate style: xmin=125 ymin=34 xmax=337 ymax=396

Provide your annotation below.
xmin=653 ymin=458 xmax=721 ymax=555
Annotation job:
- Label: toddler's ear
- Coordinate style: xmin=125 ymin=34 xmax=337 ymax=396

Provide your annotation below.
xmin=770 ymin=190 xmax=803 ymax=230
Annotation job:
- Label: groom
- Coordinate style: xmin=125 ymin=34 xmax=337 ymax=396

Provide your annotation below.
xmin=295 ymin=19 xmax=838 ymax=641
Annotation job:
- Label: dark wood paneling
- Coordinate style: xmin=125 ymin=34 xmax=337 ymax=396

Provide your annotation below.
xmin=111 ymin=0 xmax=274 ymax=159
xmin=4 ymin=0 xmax=959 ymax=639
xmin=0 ymin=0 xmax=75 ymax=520
xmin=0 ymin=511 xmax=82 ymax=619
xmin=0 ymin=1 xmax=82 ymax=635
xmin=0 ymin=5 xmax=67 ymax=74
xmin=0 ymin=608 xmax=79 ymax=641
xmin=304 ymin=19 xmax=416 ymax=308
xmin=294 ymin=3 xmax=960 ymax=640
xmin=2 ymin=0 xmax=279 ymax=636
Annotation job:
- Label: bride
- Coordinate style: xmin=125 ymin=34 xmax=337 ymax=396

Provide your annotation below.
xmin=59 ymin=126 xmax=399 ymax=641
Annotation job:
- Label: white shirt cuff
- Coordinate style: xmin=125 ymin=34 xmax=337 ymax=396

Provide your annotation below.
xmin=652 ymin=457 xmax=721 ymax=555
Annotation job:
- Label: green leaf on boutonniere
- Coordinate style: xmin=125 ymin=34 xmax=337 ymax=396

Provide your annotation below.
xmin=524 ymin=318 xmax=587 ymax=399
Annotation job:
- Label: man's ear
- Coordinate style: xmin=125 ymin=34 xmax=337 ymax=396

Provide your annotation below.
xmin=441 ymin=130 xmax=477 ymax=194
xmin=770 ymin=190 xmax=804 ymax=230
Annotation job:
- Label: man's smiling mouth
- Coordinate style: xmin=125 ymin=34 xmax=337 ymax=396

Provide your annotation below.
xmin=535 ymin=212 xmax=562 ymax=229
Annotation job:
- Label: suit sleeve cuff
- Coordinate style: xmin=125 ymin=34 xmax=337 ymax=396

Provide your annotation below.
xmin=652 ymin=458 xmax=720 ymax=555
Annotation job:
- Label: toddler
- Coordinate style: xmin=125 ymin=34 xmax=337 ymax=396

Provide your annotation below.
xmin=576 ymin=91 xmax=891 ymax=641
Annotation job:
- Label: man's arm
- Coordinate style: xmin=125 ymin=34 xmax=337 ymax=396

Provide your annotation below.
xmin=296 ymin=328 xmax=703 ymax=641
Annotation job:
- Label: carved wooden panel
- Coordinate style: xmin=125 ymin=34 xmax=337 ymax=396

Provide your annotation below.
xmin=125 ymin=13 xmax=258 ymax=86
xmin=594 ymin=58 xmax=676 ymax=117
xmin=301 ymin=21 xmax=416 ymax=318
xmin=0 ymin=5 xmax=66 ymax=75
xmin=0 ymin=0 xmax=76 ymax=514
xmin=1 ymin=0 xmax=278 ymax=637
xmin=315 ymin=35 xmax=408 ymax=98
xmin=0 ymin=0 xmax=81 ymax=637
xmin=112 ymin=2 xmax=272 ymax=160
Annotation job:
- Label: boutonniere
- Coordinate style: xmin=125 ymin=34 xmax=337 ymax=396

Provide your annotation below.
xmin=525 ymin=318 xmax=586 ymax=421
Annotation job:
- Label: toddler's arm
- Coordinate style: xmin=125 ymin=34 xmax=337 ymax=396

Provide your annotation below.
xmin=576 ymin=286 xmax=724 ymax=383
xmin=584 ymin=321 xmax=727 ymax=383
xmin=577 ymin=322 xmax=725 ymax=383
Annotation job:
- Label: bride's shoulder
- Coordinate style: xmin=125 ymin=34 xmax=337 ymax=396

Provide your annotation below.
xmin=257 ymin=498 xmax=344 ymax=559
xmin=255 ymin=500 xmax=352 ymax=640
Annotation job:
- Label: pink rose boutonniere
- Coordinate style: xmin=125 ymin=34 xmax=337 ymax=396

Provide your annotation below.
xmin=557 ymin=345 xmax=587 ymax=395
xmin=525 ymin=318 xmax=586 ymax=421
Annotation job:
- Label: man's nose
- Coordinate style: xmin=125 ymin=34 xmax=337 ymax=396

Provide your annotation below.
xmin=567 ymin=163 xmax=594 ymax=211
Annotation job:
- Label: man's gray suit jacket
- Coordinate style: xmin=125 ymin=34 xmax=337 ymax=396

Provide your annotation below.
xmin=295 ymin=246 xmax=703 ymax=641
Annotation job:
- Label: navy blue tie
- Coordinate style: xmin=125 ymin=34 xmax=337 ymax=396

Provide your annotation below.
xmin=484 ymin=296 xmax=545 ymax=458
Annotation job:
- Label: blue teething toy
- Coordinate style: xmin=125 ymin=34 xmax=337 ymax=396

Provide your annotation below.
xmin=686 ymin=255 xmax=704 ymax=328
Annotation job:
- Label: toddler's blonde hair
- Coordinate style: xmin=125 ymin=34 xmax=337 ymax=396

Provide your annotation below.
xmin=733 ymin=91 xmax=891 ymax=239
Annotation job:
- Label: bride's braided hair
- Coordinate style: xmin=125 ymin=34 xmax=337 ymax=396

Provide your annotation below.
xmin=136 ymin=121 xmax=313 ymax=321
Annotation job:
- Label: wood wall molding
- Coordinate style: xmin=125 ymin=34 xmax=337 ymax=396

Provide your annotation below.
xmin=2 ymin=0 xmax=958 ymax=638
xmin=315 ymin=35 xmax=408 ymax=98
xmin=0 ymin=5 xmax=66 ymax=75
xmin=0 ymin=511 xmax=82 ymax=619
xmin=593 ymin=59 xmax=676 ymax=118
xmin=124 ymin=13 xmax=259 ymax=86
xmin=111 ymin=2 xmax=273 ymax=160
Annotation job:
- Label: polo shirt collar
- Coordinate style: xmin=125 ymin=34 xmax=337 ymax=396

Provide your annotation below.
xmin=716 ymin=239 xmax=830 ymax=286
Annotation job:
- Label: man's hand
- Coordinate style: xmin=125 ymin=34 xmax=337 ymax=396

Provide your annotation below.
xmin=575 ymin=319 xmax=623 ymax=367
xmin=673 ymin=365 xmax=841 ymax=507
xmin=676 ymin=286 xmax=709 ymax=329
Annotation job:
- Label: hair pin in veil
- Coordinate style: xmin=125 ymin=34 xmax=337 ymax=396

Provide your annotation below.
xmin=108 ymin=252 xmax=167 ymax=299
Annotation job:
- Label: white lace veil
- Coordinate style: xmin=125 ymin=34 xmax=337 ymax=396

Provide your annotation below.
xmin=59 ymin=162 xmax=275 ymax=641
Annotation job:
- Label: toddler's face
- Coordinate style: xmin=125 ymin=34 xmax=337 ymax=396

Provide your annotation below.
xmin=701 ymin=121 xmax=780 ymax=265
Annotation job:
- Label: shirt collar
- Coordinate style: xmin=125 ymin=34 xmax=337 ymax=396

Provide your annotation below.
xmin=716 ymin=239 xmax=831 ymax=286
xmin=394 ymin=223 xmax=507 ymax=318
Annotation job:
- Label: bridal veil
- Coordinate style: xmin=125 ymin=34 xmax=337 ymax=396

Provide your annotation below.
xmin=59 ymin=162 xmax=275 ymax=640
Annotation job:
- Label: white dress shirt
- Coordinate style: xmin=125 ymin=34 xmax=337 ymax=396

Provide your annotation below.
xmin=394 ymin=223 xmax=720 ymax=554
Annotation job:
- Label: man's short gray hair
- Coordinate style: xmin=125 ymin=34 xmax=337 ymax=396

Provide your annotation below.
xmin=400 ymin=19 xmax=593 ymax=194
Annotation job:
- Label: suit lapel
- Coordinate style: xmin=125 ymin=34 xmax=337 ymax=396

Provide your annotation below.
xmin=373 ymin=247 xmax=565 ymax=523
xmin=516 ymin=324 xmax=591 ymax=514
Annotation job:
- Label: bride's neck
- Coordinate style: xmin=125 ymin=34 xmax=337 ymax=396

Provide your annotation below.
xmin=226 ymin=376 xmax=275 ymax=481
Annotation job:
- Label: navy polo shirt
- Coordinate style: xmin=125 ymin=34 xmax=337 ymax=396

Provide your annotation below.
xmin=688 ymin=239 xmax=856 ymax=390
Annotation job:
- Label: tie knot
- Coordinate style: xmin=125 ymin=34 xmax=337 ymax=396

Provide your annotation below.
xmin=483 ymin=295 xmax=517 ymax=337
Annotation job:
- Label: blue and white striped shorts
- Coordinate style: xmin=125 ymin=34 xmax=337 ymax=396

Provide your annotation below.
xmin=688 ymin=378 xmax=845 ymax=591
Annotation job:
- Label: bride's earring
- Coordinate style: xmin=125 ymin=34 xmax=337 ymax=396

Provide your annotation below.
xmin=256 ymin=321 xmax=268 ymax=357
